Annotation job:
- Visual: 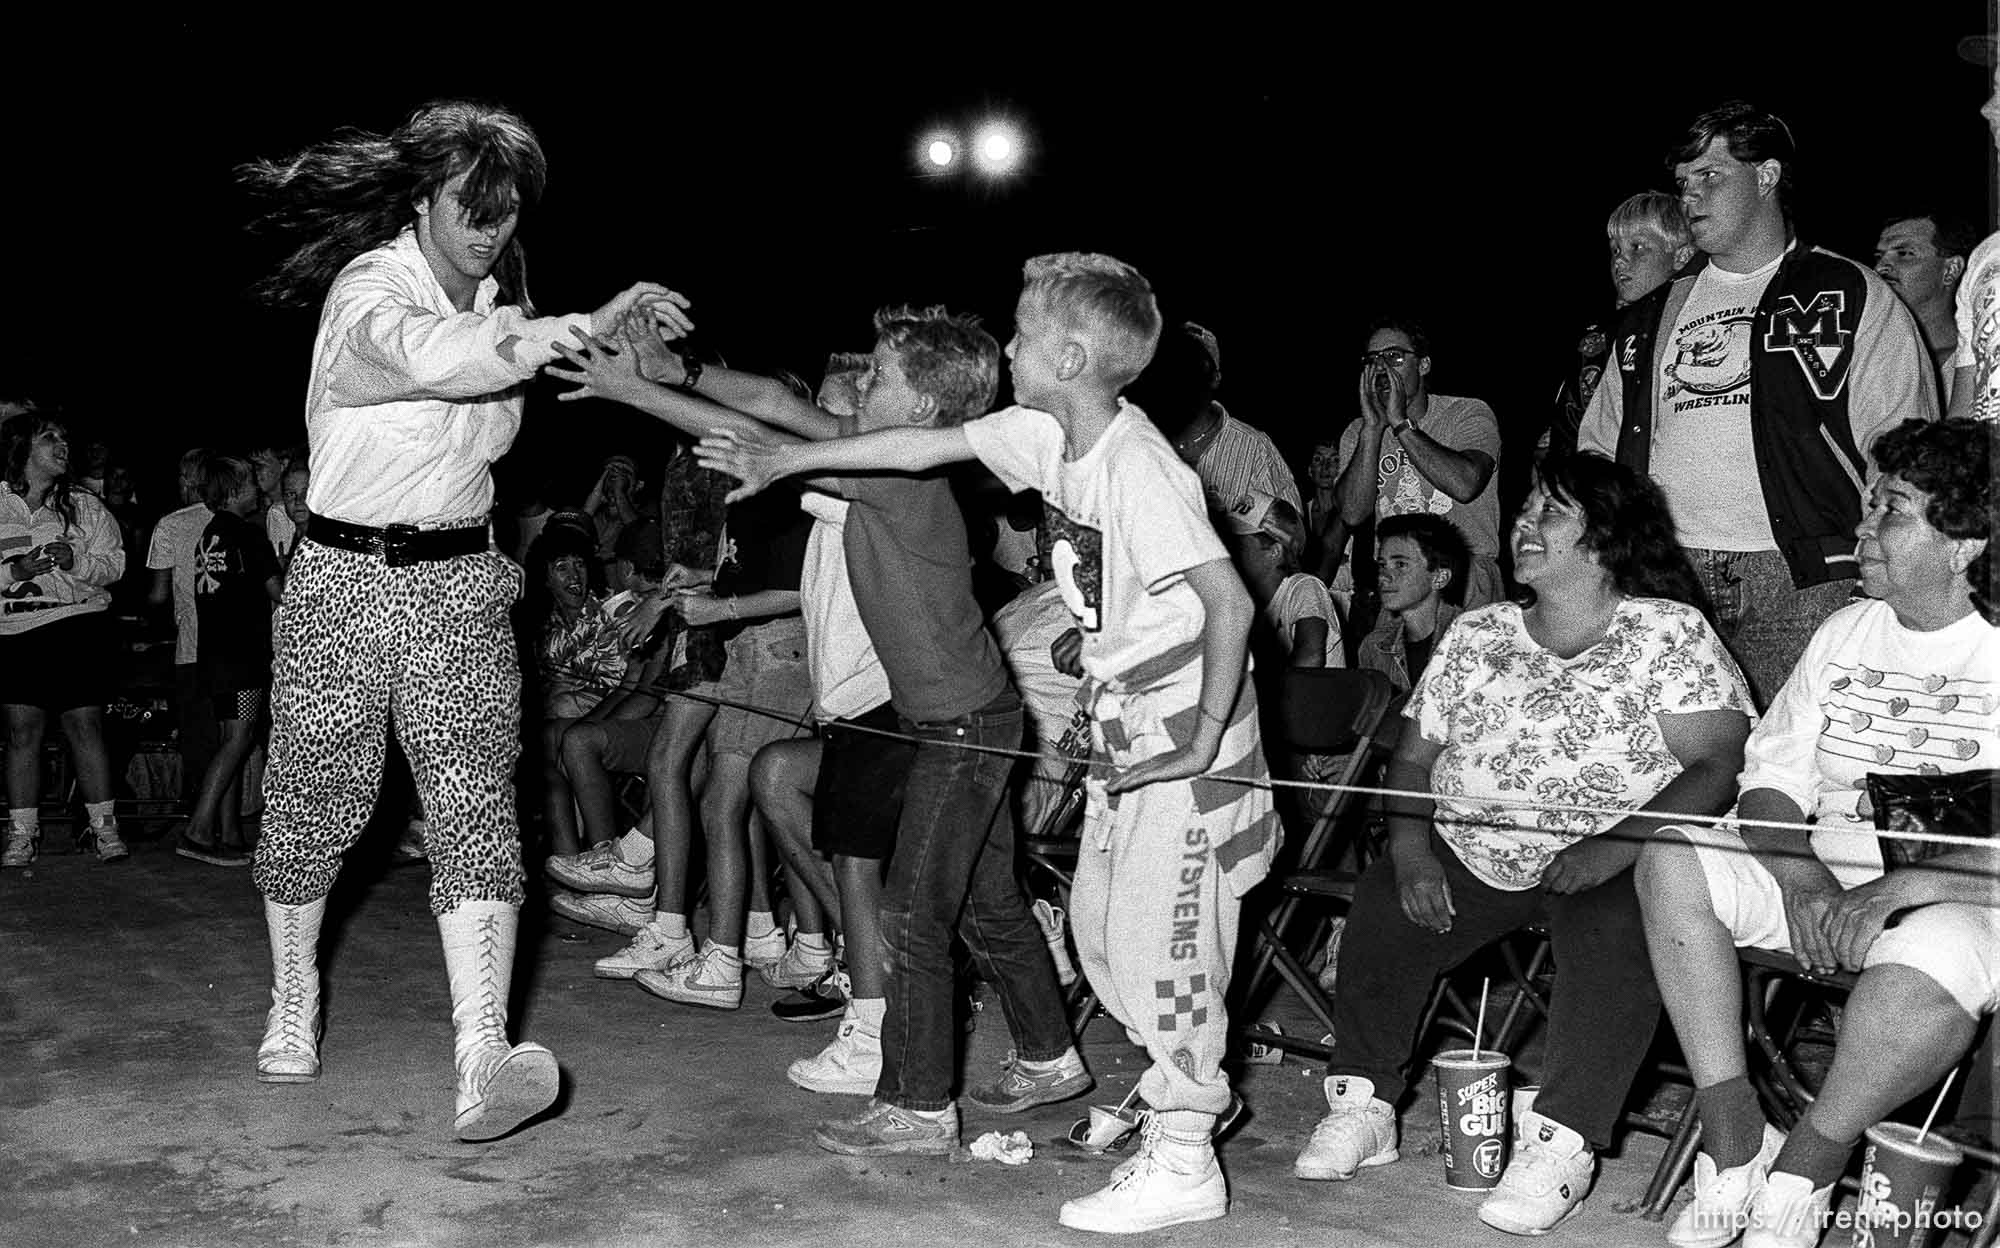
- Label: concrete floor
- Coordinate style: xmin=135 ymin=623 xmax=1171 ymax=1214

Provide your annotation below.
xmin=3 ymin=832 xmax=1713 ymax=1248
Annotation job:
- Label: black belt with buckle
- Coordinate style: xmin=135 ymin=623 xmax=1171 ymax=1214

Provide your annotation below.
xmin=305 ymin=514 xmax=489 ymax=567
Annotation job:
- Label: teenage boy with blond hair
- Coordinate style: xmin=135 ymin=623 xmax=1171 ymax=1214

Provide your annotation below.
xmin=696 ymin=253 xmax=1277 ymax=1235
xmin=550 ymin=304 xmax=1086 ymax=1154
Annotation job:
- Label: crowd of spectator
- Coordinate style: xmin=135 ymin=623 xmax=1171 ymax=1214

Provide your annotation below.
xmin=0 ymin=90 xmax=1995 ymax=1245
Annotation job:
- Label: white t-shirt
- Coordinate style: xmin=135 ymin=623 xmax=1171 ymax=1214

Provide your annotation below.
xmin=1267 ymin=573 xmax=1342 ymax=669
xmin=1651 ymin=256 xmax=1783 ymax=551
xmin=266 ymin=504 xmax=297 ymax=562
xmin=1953 ymin=231 xmax=2000 ymax=423
xmin=1737 ymin=599 xmax=2000 ymax=888
xmin=797 ymin=492 xmax=889 ymax=722
xmin=964 ymin=401 xmax=1227 ymax=690
xmin=146 ymin=501 xmax=210 ymax=665
xmin=992 ymin=579 xmax=1084 ymax=741
xmin=1408 ymin=598 xmax=1755 ymax=890
xmin=1334 ymin=393 xmax=1502 ymax=558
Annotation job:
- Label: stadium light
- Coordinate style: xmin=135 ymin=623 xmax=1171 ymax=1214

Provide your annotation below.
xmin=971 ymin=120 xmax=1025 ymax=175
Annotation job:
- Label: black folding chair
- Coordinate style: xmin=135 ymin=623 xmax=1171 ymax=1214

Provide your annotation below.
xmin=1233 ymin=667 xmax=1397 ymax=1060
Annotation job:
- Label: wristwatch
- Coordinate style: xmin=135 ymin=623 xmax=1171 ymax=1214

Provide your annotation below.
xmin=677 ymin=355 xmax=705 ymax=392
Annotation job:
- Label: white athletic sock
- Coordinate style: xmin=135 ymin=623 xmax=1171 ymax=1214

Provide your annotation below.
xmin=746 ymin=910 xmax=778 ymax=939
xmin=654 ymin=912 xmax=689 ymax=939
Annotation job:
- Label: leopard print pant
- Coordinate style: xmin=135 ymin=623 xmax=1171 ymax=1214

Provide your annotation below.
xmin=253 ymin=540 xmax=525 ymax=915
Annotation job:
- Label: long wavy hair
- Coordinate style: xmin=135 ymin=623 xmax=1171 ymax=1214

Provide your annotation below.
xmin=1534 ymin=453 xmax=1711 ymax=615
xmin=238 ymin=99 xmax=547 ymax=312
xmin=2 ymin=413 xmax=81 ymax=534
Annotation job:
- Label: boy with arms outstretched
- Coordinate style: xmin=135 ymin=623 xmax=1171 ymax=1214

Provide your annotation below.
xmin=550 ymin=305 xmax=1088 ymax=1153
xmin=696 ymin=253 xmax=1277 ymax=1235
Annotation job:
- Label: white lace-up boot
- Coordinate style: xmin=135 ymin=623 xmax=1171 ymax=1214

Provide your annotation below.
xmin=438 ymin=901 xmax=559 ymax=1141
xmin=256 ymin=897 xmax=326 ymax=1082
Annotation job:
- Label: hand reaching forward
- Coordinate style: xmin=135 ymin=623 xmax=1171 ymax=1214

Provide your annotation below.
xmin=695 ymin=429 xmax=785 ymax=505
xmin=548 ymin=331 xmax=650 ymax=407
xmin=618 ymin=309 xmax=686 ymax=384
xmin=590 ymin=283 xmax=694 ymax=339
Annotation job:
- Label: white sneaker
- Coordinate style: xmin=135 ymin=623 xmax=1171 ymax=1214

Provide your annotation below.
xmin=788 ymin=1006 xmax=882 ymax=1094
xmin=544 ymin=840 xmax=654 ymax=897
xmin=1741 ymin=1171 xmax=1834 ymax=1248
xmin=634 ymin=944 xmax=743 ymax=1010
xmin=1059 ymin=1116 xmax=1229 ymax=1233
xmin=548 ymin=889 xmax=654 ymax=936
xmin=759 ymin=937 xmax=834 ymax=990
xmin=88 ymin=820 xmax=130 ymax=863
xmin=743 ymin=927 xmax=788 ymax=972
xmin=1294 ymin=1075 xmax=1399 ymax=1180
xmin=592 ymin=919 xmax=695 ymax=980
xmin=1033 ymin=898 xmax=1078 ymax=987
xmin=1478 ymin=1110 xmax=1596 ymax=1236
xmin=1669 ymin=1124 xmax=1786 ymax=1248
xmin=3 ymin=826 xmax=38 ymax=868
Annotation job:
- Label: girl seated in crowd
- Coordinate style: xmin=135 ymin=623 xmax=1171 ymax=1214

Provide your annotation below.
xmin=1635 ymin=418 xmax=1997 ymax=1248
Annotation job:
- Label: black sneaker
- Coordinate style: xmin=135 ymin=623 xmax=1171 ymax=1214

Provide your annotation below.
xmin=176 ymin=834 xmax=252 ymax=868
xmin=771 ymin=967 xmax=850 ymax=1023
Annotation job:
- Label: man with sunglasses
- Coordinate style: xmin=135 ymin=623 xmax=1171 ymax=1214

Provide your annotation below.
xmin=1322 ymin=317 xmax=1503 ymax=611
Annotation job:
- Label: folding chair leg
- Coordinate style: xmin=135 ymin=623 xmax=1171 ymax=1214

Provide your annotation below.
xmin=1641 ymin=1100 xmax=1703 ymax=1220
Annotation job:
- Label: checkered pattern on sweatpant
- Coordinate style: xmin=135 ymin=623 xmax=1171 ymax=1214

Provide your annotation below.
xmin=253 ymin=541 xmax=526 ymax=915
xmin=1068 ymin=659 xmax=1280 ymax=1118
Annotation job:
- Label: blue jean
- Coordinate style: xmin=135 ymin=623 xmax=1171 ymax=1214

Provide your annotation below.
xmin=876 ymin=685 xmax=1073 ymax=1111
xmin=1683 ymin=548 xmax=1854 ymax=712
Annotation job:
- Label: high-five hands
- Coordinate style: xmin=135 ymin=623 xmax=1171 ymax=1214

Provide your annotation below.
xmin=590 ymin=284 xmax=694 ymax=340
xmin=694 ymin=429 xmax=784 ymax=505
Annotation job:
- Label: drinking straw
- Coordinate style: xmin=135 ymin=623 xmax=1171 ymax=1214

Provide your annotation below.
xmin=1916 ymin=1069 xmax=1959 ymax=1145
xmin=1473 ymin=978 xmax=1490 ymax=1062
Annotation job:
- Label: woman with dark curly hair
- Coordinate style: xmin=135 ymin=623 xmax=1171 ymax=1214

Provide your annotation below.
xmin=1636 ymin=418 xmax=1997 ymax=1248
xmin=1294 ymin=453 xmax=1756 ymax=1236
xmin=0 ymin=412 xmax=127 ymax=868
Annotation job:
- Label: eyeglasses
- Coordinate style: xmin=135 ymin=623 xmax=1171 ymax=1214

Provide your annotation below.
xmin=1360 ymin=348 xmax=1420 ymax=368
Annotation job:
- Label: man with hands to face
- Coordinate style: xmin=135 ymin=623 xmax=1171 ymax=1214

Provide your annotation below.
xmin=1322 ymin=317 xmax=1503 ymax=612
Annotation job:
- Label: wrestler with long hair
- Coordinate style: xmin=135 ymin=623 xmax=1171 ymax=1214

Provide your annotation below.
xmin=237 ymin=98 xmax=689 ymax=1141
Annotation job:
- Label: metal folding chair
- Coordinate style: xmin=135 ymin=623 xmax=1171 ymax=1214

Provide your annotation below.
xmin=1233 ymin=667 xmax=1397 ymax=1060
xmin=1639 ymin=949 xmax=2000 ymax=1247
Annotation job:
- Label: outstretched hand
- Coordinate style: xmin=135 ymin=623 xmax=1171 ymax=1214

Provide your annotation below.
xmin=695 ymin=429 xmax=785 ymax=505
xmin=591 ymin=283 xmax=694 ymax=339
xmin=548 ymin=331 xmax=650 ymax=406
xmin=618 ymin=309 xmax=685 ymax=384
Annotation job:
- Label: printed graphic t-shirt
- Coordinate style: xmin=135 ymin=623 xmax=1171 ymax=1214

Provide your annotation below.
xmin=1650 ymin=256 xmax=1782 ymax=551
xmin=964 ymin=401 xmax=1227 ymax=689
xmin=194 ymin=509 xmax=280 ymax=687
xmin=1953 ymin=231 xmax=2000 ymax=423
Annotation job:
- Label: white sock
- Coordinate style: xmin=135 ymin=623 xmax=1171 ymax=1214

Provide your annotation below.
xmin=850 ymin=997 xmax=886 ymax=1027
xmin=85 ymin=799 xmax=116 ymax=828
xmin=747 ymin=910 xmax=778 ymax=939
xmin=616 ymin=827 xmax=650 ymax=862
xmin=654 ymin=912 xmax=689 ymax=939
xmin=795 ymin=931 xmax=831 ymax=954
xmin=10 ymin=808 xmax=39 ymax=834
xmin=1020 ymin=1047 xmax=1079 ymax=1074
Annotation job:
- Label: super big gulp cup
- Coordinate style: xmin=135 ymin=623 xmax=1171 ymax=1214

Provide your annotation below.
xmin=1854 ymin=1122 xmax=1964 ymax=1248
xmin=1433 ymin=1048 xmax=1512 ymax=1190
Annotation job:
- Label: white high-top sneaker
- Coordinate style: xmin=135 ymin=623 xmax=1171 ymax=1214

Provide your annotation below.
xmin=1741 ymin=1171 xmax=1835 ymax=1248
xmin=1669 ymin=1124 xmax=1786 ymax=1248
xmin=438 ymin=901 xmax=560 ymax=1141
xmin=256 ymin=897 xmax=326 ymax=1083
xmin=1294 ymin=1074 xmax=1399 ymax=1180
xmin=788 ymin=999 xmax=884 ymax=1094
xmin=1060 ymin=1110 xmax=1229 ymax=1234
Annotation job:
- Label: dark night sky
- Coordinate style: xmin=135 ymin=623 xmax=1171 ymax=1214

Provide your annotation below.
xmin=4 ymin=12 xmax=1994 ymax=511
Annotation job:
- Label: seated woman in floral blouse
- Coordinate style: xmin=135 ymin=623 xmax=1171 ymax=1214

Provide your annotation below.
xmin=1291 ymin=453 xmax=1755 ymax=1238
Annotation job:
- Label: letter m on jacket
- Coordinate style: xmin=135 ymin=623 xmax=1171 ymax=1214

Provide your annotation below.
xmin=1763 ymin=291 xmax=1853 ymax=401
